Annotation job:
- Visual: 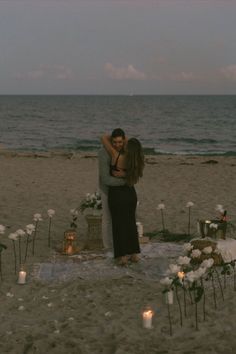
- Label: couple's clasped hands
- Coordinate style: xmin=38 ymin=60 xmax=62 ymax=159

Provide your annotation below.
xmin=112 ymin=169 xmax=125 ymax=178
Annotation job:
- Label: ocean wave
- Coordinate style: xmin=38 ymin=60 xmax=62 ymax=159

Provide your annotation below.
xmin=153 ymin=149 xmax=236 ymax=156
xmin=158 ymin=137 xmax=219 ymax=145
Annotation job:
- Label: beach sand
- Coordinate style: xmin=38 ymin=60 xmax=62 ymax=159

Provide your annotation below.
xmin=1 ymin=151 xmax=236 ymax=353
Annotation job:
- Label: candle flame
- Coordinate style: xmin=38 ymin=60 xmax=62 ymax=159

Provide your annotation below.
xmin=178 ymin=271 xmax=185 ymax=279
xmin=143 ymin=310 xmax=153 ymax=318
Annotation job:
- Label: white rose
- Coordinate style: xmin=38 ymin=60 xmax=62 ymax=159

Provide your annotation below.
xmin=26 ymin=224 xmax=35 ymax=235
xmin=8 ymin=233 xmax=19 ymax=241
xmin=195 ymin=267 xmax=206 ymax=278
xmin=167 ymin=264 xmax=181 ymax=274
xmin=186 ymin=202 xmax=194 ymax=208
xmin=177 ymin=256 xmax=191 ymax=265
xmin=160 ymin=277 xmax=173 ymax=286
xmin=47 ymin=209 xmax=55 ymax=218
xmin=0 ymin=225 xmax=6 ymax=234
xmin=16 ymin=229 xmax=26 ymax=237
xmin=210 ymin=223 xmax=218 ymax=230
xmin=183 ymin=243 xmax=193 ymax=252
xmin=215 ymin=204 xmax=224 ymax=213
xmin=33 ymin=213 xmax=43 ymax=221
xmin=70 ymin=209 xmax=78 ymax=216
xmin=185 ymin=271 xmax=196 ymax=283
xmin=202 ymin=246 xmax=212 ymax=255
xmin=191 ymin=249 xmax=202 ymax=258
xmin=200 ymin=258 xmax=214 ymax=268
xmin=157 ymin=203 xmax=165 ymax=210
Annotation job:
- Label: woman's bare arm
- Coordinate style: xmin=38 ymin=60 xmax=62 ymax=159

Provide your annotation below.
xmin=101 ymin=135 xmax=118 ymax=159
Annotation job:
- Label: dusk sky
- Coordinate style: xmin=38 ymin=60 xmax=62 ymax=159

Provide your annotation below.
xmin=0 ymin=0 xmax=236 ymax=95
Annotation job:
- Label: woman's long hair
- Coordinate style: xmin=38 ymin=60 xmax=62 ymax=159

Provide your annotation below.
xmin=125 ymin=138 xmax=144 ymax=186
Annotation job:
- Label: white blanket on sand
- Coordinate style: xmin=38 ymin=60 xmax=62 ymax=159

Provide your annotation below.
xmin=217 ymin=238 xmax=236 ymax=263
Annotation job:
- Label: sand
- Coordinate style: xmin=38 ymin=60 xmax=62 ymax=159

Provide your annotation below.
xmin=1 ymin=151 xmax=236 ymax=354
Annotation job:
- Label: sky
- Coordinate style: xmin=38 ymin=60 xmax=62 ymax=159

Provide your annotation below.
xmin=0 ymin=0 xmax=236 ymax=95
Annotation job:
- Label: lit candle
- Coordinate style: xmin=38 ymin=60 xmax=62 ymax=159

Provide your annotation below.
xmin=204 ymin=220 xmax=211 ymax=236
xmin=136 ymin=222 xmax=143 ymax=238
xmin=165 ymin=290 xmax=174 ymax=305
xmin=18 ymin=270 xmax=26 ymax=284
xmin=142 ymin=309 xmax=153 ymax=329
xmin=178 ymin=271 xmax=185 ymax=280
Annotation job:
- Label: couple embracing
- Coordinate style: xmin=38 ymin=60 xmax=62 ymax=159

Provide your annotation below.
xmin=98 ymin=128 xmax=144 ymax=266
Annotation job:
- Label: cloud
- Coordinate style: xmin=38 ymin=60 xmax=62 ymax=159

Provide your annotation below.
xmin=15 ymin=64 xmax=73 ymax=80
xmin=168 ymin=71 xmax=196 ymax=82
xmin=104 ymin=62 xmax=146 ymax=80
xmin=221 ymin=65 xmax=236 ymax=81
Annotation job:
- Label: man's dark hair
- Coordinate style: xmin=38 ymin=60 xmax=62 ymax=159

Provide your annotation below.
xmin=111 ymin=128 xmax=125 ymax=139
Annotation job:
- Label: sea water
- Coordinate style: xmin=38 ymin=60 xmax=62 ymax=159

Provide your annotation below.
xmin=0 ymin=95 xmax=236 ymax=155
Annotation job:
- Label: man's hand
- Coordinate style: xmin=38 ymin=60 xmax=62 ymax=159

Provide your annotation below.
xmin=112 ymin=170 xmax=126 ymax=178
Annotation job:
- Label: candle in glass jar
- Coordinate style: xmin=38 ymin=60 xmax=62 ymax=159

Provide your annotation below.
xmin=18 ymin=270 xmax=26 ymax=284
xmin=67 ymin=245 xmax=73 ymax=255
xmin=136 ymin=222 xmax=143 ymax=238
xmin=142 ymin=309 xmax=153 ymax=329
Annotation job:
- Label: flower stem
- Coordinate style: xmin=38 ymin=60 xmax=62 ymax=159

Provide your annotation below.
xmin=48 ymin=218 xmax=52 ymax=247
xmin=211 ymin=274 xmax=217 ymax=309
xmin=18 ymin=236 xmax=22 ymax=265
xmin=32 ymin=221 xmax=38 ymax=256
xmin=233 ymin=266 xmax=236 ymax=291
xmin=175 ymin=285 xmax=183 ymax=327
xmin=0 ymin=252 xmax=2 ymax=280
xmin=161 ymin=210 xmax=165 ymax=231
xmin=167 ymin=302 xmax=173 ymax=336
xmin=195 ymin=291 xmax=199 ymax=331
xmin=12 ymin=240 xmax=17 ymax=275
xmin=214 ymin=268 xmax=224 ymax=301
xmin=188 ymin=289 xmax=193 ymax=305
xmin=183 ymin=282 xmax=187 ymax=318
xmin=188 ymin=208 xmax=191 ymax=236
xmin=223 ymin=273 xmax=227 ymax=289
xmin=24 ymin=234 xmax=30 ymax=263
xmin=201 ymin=278 xmax=206 ymax=321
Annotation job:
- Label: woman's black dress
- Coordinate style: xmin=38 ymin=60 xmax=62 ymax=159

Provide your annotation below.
xmin=108 ymin=154 xmax=140 ymax=258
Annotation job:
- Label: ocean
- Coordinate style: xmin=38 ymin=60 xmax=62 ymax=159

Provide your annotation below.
xmin=0 ymin=95 xmax=236 ymax=155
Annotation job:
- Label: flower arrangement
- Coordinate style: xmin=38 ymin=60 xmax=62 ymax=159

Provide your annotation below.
xmin=80 ymin=192 xmax=102 ymax=213
xmin=159 ymin=238 xmax=236 ymax=336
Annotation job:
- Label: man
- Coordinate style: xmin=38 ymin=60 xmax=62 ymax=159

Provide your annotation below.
xmin=98 ymin=128 xmax=126 ymax=253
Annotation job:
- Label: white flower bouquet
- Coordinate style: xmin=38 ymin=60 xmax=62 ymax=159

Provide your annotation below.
xmin=80 ymin=192 xmax=102 ymax=213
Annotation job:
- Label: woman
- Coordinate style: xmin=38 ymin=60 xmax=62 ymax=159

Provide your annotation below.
xmin=101 ymin=134 xmax=145 ymax=265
